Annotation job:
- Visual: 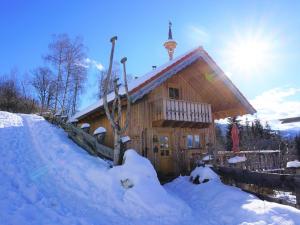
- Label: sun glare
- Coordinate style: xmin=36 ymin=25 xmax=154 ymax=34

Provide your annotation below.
xmin=224 ymin=32 xmax=275 ymax=75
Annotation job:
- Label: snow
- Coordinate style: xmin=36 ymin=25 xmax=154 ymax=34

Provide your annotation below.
xmin=202 ymin=155 xmax=213 ymax=161
xmin=93 ymin=126 xmax=106 ymax=135
xmin=165 ymin=176 xmax=300 ymax=225
xmin=80 ymin=123 xmax=90 ymax=129
xmin=287 ymin=160 xmax=300 ymax=168
xmin=1 ymin=111 xmax=300 ymax=225
xmin=190 ymin=166 xmax=220 ymax=183
xmin=67 ymin=118 xmax=78 ymax=123
xmin=120 ymin=135 xmax=130 ymax=143
xmin=228 ymin=155 xmax=247 ymax=164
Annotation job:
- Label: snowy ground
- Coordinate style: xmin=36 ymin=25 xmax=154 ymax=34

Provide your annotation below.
xmin=1 ymin=111 xmax=300 ymax=225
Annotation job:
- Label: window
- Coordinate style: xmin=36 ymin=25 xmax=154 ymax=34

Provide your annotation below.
xmin=194 ymin=135 xmax=200 ymax=148
xmin=187 ymin=135 xmax=193 ymax=148
xmin=169 ymin=87 xmax=179 ymax=100
xmin=187 ymin=134 xmax=201 ymax=149
xmin=159 ymin=136 xmax=170 ymax=156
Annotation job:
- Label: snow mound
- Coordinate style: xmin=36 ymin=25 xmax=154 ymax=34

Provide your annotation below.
xmin=190 ymin=166 xmax=220 ymax=183
xmin=228 ymin=155 xmax=247 ymax=164
xmin=108 ymin=149 xmax=190 ymax=218
xmin=0 ymin=111 xmax=23 ymax=128
xmin=287 ymin=160 xmax=300 ymax=168
xmin=93 ymin=126 xmax=106 ymax=135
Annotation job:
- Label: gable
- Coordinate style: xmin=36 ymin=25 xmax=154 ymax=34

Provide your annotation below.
xmin=73 ymin=47 xmax=256 ymax=120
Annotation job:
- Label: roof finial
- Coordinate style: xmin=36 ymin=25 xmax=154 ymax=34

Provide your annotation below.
xmin=168 ymin=21 xmax=173 ymax=40
xmin=164 ymin=21 xmax=177 ymax=60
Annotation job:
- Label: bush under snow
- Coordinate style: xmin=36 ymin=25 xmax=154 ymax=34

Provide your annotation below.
xmin=190 ymin=166 xmax=220 ymax=183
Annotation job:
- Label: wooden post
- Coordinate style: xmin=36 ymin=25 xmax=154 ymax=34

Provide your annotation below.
xmin=296 ymin=168 xmax=300 ymax=209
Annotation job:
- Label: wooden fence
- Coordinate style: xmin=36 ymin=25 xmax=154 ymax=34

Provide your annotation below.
xmin=47 ymin=115 xmax=114 ymax=161
xmin=215 ymin=150 xmax=283 ymax=171
xmin=212 ymin=166 xmax=300 ymax=208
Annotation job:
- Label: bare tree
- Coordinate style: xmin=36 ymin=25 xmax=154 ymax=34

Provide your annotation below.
xmin=70 ymin=64 xmax=87 ymax=115
xmin=45 ymin=34 xmax=69 ymax=113
xmin=31 ymin=67 xmax=54 ymax=114
xmin=45 ymin=34 xmax=87 ymax=115
xmin=61 ymin=37 xmax=87 ymax=114
xmin=103 ymin=36 xmax=131 ymax=165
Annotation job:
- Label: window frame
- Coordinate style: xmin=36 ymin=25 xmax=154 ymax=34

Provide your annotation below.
xmin=168 ymin=87 xmax=180 ymax=100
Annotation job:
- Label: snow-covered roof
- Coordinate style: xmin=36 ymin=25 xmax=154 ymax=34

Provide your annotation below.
xmin=80 ymin=123 xmax=90 ymax=129
xmin=72 ymin=46 xmax=256 ymax=120
xmin=93 ymin=127 xmax=107 ymax=135
xmin=286 ymin=160 xmax=300 ymax=168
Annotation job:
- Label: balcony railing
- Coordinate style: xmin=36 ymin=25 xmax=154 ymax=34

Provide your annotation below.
xmin=151 ymin=99 xmax=212 ymax=127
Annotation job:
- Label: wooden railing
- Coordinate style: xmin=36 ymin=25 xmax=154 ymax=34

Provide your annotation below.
xmin=215 ymin=150 xmax=283 ymax=171
xmin=212 ymin=166 xmax=300 ymax=208
xmin=47 ymin=115 xmax=113 ymax=160
xmin=152 ymin=98 xmax=212 ymax=123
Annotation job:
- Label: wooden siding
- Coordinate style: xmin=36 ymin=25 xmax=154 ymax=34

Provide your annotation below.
xmin=76 ymin=58 xmax=251 ymax=175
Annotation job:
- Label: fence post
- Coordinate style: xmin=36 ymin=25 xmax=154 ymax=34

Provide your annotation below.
xmin=296 ymin=168 xmax=300 ymax=209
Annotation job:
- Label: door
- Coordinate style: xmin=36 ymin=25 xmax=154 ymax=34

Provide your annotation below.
xmin=158 ymin=134 xmax=174 ymax=175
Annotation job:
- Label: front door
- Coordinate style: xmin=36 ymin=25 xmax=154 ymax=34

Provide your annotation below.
xmin=158 ymin=134 xmax=174 ymax=175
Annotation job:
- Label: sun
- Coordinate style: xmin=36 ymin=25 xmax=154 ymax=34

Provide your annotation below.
xmin=224 ymin=32 xmax=275 ymax=75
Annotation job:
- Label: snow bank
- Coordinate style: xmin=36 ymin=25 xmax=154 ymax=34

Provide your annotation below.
xmin=165 ymin=175 xmax=300 ymax=225
xmin=0 ymin=113 xmax=191 ymax=225
xmin=228 ymin=155 xmax=247 ymax=164
xmin=287 ymin=160 xmax=300 ymax=168
xmin=0 ymin=111 xmax=23 ymax=128
xmin=1 ymin=111 xmax=300 ymax=225
xmin=108 ymin=149 xmax=190 ymax=219
xmin=93 ymin=126 xmax=106 ymax=135
xmin=190 ymin=166 xmax=220 ymax=183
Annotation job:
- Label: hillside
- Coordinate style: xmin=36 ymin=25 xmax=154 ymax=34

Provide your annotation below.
xmin=1 ymin=111 xmax=300 ymax=225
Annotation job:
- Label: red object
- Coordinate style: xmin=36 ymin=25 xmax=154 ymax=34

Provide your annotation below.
xmin=231 ymin=123 xmax=240 ymax=152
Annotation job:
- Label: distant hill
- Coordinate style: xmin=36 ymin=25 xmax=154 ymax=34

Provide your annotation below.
xmin=279 ymin=127 xmax=300 ymax=139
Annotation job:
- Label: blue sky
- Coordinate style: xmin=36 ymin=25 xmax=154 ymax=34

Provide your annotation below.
xmin=1 ymin=0 xmax=300 ymax=129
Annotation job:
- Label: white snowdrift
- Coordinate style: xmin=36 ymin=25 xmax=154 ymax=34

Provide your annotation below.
xmin=287 ymin=160 xmax=300 ymax=168
xmin=190 ymin=166 xmax=220 ymax=183
xmin=165 ymin=174 xmax=300 ymax=225
xmin=228 ymin=155 xmax=247 ymax=164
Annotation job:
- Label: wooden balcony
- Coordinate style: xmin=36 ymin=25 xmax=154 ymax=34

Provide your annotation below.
xmin=151 ymin=99 xmax=212 ymax=128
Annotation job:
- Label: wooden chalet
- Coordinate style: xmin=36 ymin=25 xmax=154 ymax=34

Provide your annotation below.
xmin=72 ymin=24 xmax=256 ymax=176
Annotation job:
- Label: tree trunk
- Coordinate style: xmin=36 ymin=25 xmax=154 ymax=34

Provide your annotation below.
xmin=113 ymin=131 xmax=121 ymax=165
